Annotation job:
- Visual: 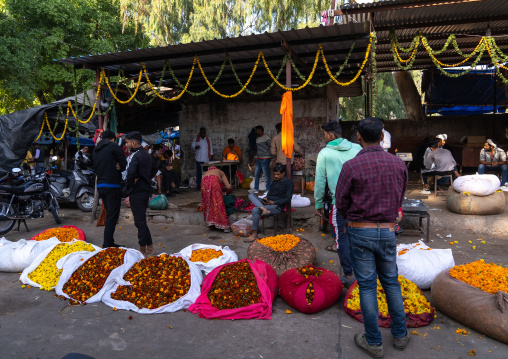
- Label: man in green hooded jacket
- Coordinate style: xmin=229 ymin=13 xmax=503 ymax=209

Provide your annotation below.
xmin=315 ymin=121 xmax=362 ymax=287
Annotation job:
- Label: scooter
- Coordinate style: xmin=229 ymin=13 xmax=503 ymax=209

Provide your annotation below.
xmin=48 ymin=157 xmax=95 ymax=212
xmin=0 ymin=168 xmax=61 ymax=235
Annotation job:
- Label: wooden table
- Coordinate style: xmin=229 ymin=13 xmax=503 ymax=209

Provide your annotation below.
xmin=201 ymin=161 xmax=240 ymax=188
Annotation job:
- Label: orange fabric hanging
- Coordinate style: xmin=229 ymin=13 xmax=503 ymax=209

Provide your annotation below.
xmin=280 ymin=91 xmax=294 ymax=159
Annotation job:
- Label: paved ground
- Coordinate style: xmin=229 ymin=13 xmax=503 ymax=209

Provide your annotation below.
xmin=1 ymin=207 xmax=508 ymax=359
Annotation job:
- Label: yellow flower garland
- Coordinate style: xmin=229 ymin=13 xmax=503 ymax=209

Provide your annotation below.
xmin=322 ymin=35 xmax=373 ymax=86
xmin=422 ymin=36 xmax=485 ymax=68
xmin=142 ymin=58 xmax=196 ymax=101
xmin=393 ymin=36 xmax=420 ymax=63
xmin=102 ymin=68 xmax=143 ymax=104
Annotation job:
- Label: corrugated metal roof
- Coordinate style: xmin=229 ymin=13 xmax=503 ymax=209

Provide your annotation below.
xmin=59 ymin=22 xmax=371 ymax=90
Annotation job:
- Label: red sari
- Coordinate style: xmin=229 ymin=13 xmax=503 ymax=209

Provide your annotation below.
xmin=201 ymin=175 xmax=230 ymax=230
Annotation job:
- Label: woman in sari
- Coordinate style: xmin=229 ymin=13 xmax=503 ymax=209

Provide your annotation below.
xmin=201 ymin=166 xmax=231 ymax=232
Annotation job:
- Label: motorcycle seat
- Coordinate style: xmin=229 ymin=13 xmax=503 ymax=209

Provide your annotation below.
xmin=50 ymin=176 xmax=68 ymax=184
xmin=0 ymin=184 xmax=26 ymax=194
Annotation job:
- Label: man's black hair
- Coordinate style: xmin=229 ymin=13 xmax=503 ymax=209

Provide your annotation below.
xmin=322 ymin=121 xmax=342 ymax=138
xmin=430 ymin=140 xmax=440 ymax=149
xmin=102 ymin=130 xmax=116 ymax=140
xmin=275 ymin=123 xmax=282 ymax=132
xmin=255 ymin=125 xmax=264 ymax=133
xmin=358 ymin=117 xmax=383 ymax=143
xmin=273 ymin=163 xmax=286 ymax=173
xmin=126 ymin=131 xmax=142 ymax=143
xmin=227 ymin=138 xmax=235 ymax=144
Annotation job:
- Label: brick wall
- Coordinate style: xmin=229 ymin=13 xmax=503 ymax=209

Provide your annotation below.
xmin=179 ymin=86 xmax=338 ymax=181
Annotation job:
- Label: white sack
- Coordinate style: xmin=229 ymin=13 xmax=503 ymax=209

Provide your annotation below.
xmin=20 ymin=240 xmax=100 ymax=289
xmin=453 ymin=174 xmax=500 ymax=196
xmin=250 ymin=179 xmax=267 ymax=191
xmin=177 ymin=243 xmax=238 ymax=275
xmin=101 ymin=253 xmax=203 ymax=314
xmin=291 ymin=194 xmax=311 ymax=208
xmin=55 ymin=248 xmax=144 ymax=303
xmin=0 ymin=237 xmax=60 ymax=272
xmin=396 ymin=240 xmax=455 ymax=289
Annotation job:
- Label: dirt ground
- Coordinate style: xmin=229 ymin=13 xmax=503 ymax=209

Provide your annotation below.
xmin=1 ymin=211 xmax=507 ymax=359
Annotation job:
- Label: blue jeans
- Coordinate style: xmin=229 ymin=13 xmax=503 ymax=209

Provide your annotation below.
xmin=347 ymin=226 xmax=407 ymax=346
xmin=254 ymin=159 xmax=271 ymax=191
xmin=248 ymin=193 xmax=281 ymax=231
xmin=332 ymin=205 xmax=353 ymax=277
xmin=478 ymin=164 xmax=508 ymax=184
xmin=196 ymin=161 xmax=204 ymax=189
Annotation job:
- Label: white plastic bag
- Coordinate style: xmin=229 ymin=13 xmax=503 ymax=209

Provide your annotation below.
xmin=0 ymin=237 xmax=60 ymax=272
xmin=101 ymin=253 xmax=203 ymax=314
xmin=396 ymin=240 xmax=455 ymax=289
xmin=177 ymin=243 xmax=238 ymax=275
xmin=20 ymin=240 xmax=100 ymax=289
xmin=250 ymin=178 xmax=267 ymax=191
xmin=55 ymin=248 xmax=144 ymax=304
xmin=291 ymin=194 xmax=311 ymax=208
xmin=453 ymin=174 xmax=500 ymax=196
xmin=231 ymin=218 xmax=253 ymax=237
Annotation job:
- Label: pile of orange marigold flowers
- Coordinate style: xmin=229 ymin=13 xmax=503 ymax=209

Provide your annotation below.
xmin=111 ymin=254 xmax=191 ymax=309
xmin=32 ymin=227 xmax=79 ymax=242
xmin=190 ymin=248 xmax=223 ymax=263
xmin=63 ymin=247 xmax=126 ymax=304
xmin=208 ymin=262 xmax=260 ymax=309
xmin=297 ymin=266 xmax=323 ymax=305
xmin=257 ymin=234 xmax=300 ymax=252
xmin=449 ymin=259 xmax=508 ymax=295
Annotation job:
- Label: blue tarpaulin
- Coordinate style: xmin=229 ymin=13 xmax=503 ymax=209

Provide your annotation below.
xmin=423 ymin=69 xmax=507 ymax=115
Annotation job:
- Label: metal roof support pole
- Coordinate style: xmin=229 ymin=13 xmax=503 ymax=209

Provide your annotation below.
xmin=285 ymin=53 xmax=293 ymax=232
xmin=96 ymin=68 xmax=103 ymax=130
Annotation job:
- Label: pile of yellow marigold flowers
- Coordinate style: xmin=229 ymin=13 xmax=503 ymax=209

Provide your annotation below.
xmin=32 ymin=227 xmax=79 ymax=242
xmin=258 ymin=234 xmax=300 ymax=252
xmin=190 ymin=248 xmax=223 ymax=263
xmin=28 ymin=242 xmax=95 ymax=290
xmin=449 ymin=259 xmax=508 ymax=295
xmin=346 ymin=275 xmax=433 ymax=316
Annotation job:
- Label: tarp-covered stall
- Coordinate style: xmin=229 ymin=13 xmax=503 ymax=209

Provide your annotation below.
xmin=0 ymin=91 xmax=98 ymax=176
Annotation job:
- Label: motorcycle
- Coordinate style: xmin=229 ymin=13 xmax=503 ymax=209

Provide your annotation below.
xmin=0 ymin=169 xmax=61 ymax=235
xmin=47 ymin=156 xmax=95 ymax=212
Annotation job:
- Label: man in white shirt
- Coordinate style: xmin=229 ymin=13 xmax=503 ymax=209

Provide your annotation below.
xmin=379 ymin=119 xmax=391 ymax=152
xmin=191 ymin=127 xmax=214 ymax=189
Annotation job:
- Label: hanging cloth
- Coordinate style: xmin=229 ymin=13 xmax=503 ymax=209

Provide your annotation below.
xmin=280 ymin=91 xmax=294 ymax=159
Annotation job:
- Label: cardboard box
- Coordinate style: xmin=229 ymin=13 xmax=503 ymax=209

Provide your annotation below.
xmin=460 ymin=136 xmax=486 ymax=147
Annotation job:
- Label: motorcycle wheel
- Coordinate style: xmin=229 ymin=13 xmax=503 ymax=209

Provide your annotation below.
xmin=77 ymin=193 xmax=94 ymax=212
xmin=50 ymin=197 xmax=62 ymax=224
xmin=0 ymin=200 xmax=16 ymax=235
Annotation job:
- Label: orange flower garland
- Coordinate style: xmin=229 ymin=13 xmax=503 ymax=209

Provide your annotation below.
xmin=208 ymin=262 xmax=261 ymax=309
xmin=111 ymin=255 xmax=191 ymax=309
xmin=190 ymin=248 xmax=223 ymax=263
xmin=32 ymin=227 xmax=79 ymax=242
xmin=257 ymin=234 xmax=300 ymax=252
xmin=449 ymin=260 xmax=508 ymax=295
xmin=63 ymin=248 xmax=126 ymax=304
xmin=297 ymin=266 xmax=323 ymax=305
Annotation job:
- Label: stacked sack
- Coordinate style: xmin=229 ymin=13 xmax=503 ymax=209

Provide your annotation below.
xmin=447 ymin=175 xmax=505 ymax=215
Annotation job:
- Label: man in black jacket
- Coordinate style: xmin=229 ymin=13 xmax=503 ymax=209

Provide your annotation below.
xmin=93 ymin=130 xmax=127 ymax=248
xmin=125 ymin=131 xmax=154 ymax=257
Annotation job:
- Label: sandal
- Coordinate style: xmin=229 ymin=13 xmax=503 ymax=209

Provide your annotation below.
xmin=243 ymin=238 xmax=256 ymax=243
xmin=325 ymin=244 xmax=337 ymax=252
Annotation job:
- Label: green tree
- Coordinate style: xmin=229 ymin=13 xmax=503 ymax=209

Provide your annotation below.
xmin=119 ymin=0 xmax=326 ymax=46
xmin=0 ymin=0 xmax=146 ymax=114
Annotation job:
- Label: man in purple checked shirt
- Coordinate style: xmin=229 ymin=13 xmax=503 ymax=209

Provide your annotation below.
xmin=335 ymin=117 xmax=409 ymax=359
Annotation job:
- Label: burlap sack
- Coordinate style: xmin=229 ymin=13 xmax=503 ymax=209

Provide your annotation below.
xmin=431 ymin=270 xmax=508 ymax=344
xmin=446 ymin=189 xmax=505 ymax=215
xmin=247 ymin=237 xmax=316 ymax=276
